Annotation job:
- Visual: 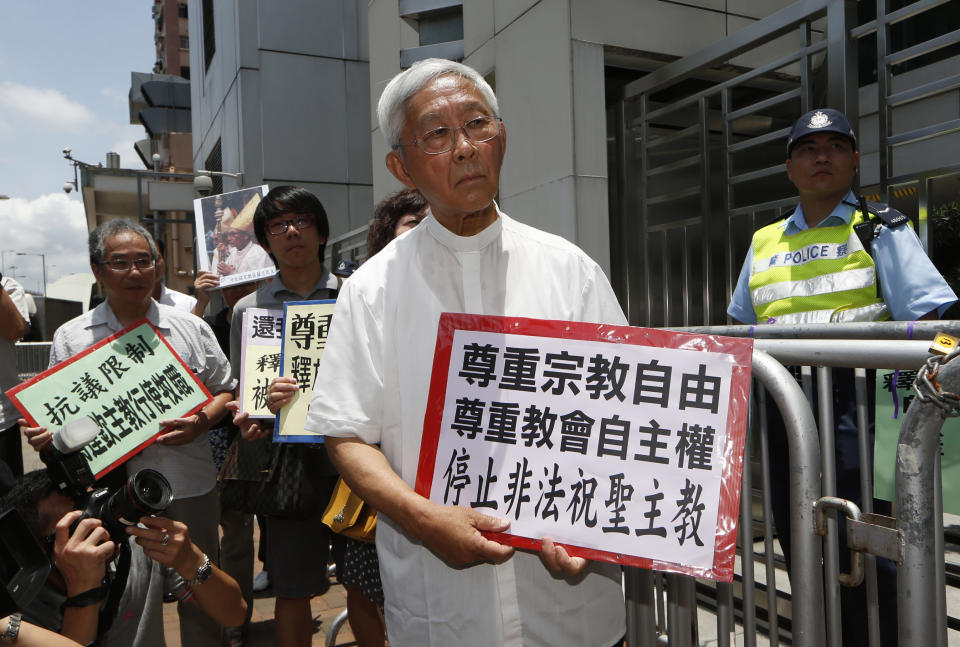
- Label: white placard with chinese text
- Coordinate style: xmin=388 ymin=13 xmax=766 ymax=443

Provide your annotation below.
xmin=416 ymin=314 xmax=752 ymax=581
xmin=239 ymin=308 xmax=283 ymax=418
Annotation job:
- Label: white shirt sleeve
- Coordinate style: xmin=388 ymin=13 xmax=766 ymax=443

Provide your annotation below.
xmin=2 ymin=278 xmax=29 ymax=323
xmin=305 ymin=278 xmax=385 ymax=443
xmin=48 ymin=325 xmax=73 ymax=368
xmin=579 ymin=262 xmax=629 ymax=326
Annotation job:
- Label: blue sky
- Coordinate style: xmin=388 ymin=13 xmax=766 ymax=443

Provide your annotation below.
xmin=0 ymin=1 xmax=156 ymax=293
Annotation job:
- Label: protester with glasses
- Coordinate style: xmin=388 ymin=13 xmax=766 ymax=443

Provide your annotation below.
xmin=19 ymin=218 xmax=235 ymax=647
xmin=228 ymin=186 xmax=340 ymax=647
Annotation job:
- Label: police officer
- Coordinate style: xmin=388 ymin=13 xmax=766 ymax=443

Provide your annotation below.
xmin=728 ymin=108 xmax=956 ymax=647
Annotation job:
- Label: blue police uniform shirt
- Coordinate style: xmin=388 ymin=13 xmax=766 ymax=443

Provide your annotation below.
xmin=727 ymin=191 xmax=957 ymax=324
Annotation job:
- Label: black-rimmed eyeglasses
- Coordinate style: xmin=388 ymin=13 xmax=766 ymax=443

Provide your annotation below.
xmin=99 ymin=257 xmax=155 ymax=272
xmin=266 ymin=216 xmax=314 ymax=236
xmin=399 ymin=116 xmax=503 ymax=155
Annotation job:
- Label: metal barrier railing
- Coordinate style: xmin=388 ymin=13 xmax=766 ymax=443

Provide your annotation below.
xmin=15 ymin=341 xmax=51 ymax=380
xmin=623 ymin=321 xmax=959 ymax=647
xmin=611 ymin=0 xmax=960 ymax=330
xmin=325 ymin=223 xmax=370 ymax=269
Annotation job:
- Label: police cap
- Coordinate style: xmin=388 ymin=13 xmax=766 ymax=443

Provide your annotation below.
xmin=786 ymin=108 xmax=857 ymax=156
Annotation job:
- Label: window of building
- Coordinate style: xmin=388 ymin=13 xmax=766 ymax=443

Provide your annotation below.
xmin=202 ymin=0 xmax=215 ymax=71
xmin=181 ymin=66 xmax=191 ymax=80
xmin=205 ymin=140 xmax=223 ymax=195
xmin=417 ymin=6 xmax=463 ymax=47
xmin=180 ymin=36 xmax=189 ymax=49
xmin=178 ymin=3 xmax=188 ymax=18
xmin=399 ymin=3 xmax=464 ymax=69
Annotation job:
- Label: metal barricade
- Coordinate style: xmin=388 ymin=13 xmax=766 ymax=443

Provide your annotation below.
xmin=14 ymin=341 xmax=51 ymax=380
xmin=623 ymin=321 xmax=960 ymax=646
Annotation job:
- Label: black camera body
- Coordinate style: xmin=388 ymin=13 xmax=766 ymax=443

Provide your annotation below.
xmin=74 ymin=469 xmax=174 ymax=544
xmin=39 ymin=416 xmax=174 ymax=544
xmin=0 ymin=419 xmax=175 ymax=617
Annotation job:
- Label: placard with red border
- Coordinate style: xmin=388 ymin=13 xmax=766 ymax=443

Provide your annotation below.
xmin=414 ymin=313 xmax=753 ymax=582
xmin=6 ymin=319 xmax=212 ymax=479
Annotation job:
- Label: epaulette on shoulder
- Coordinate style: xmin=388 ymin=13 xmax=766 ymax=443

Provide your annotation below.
xmin=864 ymin=201 xmax=910 ymax=229
xmin=760 ymin=214 xmax=789 ymax=229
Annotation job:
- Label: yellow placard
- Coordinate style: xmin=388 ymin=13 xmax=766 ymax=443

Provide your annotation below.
xmin=276 ymin=300 xmax=335 ymax=440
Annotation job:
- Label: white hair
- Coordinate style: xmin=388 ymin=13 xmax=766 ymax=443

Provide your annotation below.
xmin=377 ymin=58 xmax=500 ymax=150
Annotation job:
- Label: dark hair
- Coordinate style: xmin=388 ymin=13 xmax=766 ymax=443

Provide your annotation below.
xmin=253 ymin=186 xmax=330 ymax=267
xmin=0 ymin=470 xmax=57 ymax=540
xmin=366 ymin=189 xmax=428 ymax=258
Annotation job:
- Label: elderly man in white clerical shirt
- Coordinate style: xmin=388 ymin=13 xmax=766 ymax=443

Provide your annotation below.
xmin=305 ymin=59 xmax=627 ymax=647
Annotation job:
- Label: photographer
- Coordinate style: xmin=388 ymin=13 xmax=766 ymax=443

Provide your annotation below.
xmin=1 ymin=470 xmax=246 ymax=646
xmin=228 ymin=186 xmax=340 ymax=647
xmin=19 ymin=219 xmax=235 ymax=647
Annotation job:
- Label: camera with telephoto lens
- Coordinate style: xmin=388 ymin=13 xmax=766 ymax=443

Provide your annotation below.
xmin=1 ymin=417 xmax=173 ymax=617
xmin=41 ymin=417 xmax=174 ymax=544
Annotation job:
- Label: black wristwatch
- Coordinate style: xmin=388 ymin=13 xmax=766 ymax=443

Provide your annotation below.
xmin=186 ymin=553 xmax=213 ymax=586
xmin=0 ymin=612 xmax=21 ymax=645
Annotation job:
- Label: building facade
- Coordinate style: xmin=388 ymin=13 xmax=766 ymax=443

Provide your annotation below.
xmin=187 ymin=0 xmax=374 ymax=239
xmin=370 ymin=0 xmax=960 ymax=326
xmin=186 ymin=0 xmax=960 ymax=324
xmin=368 ymin=0 xmax=803 ymax=277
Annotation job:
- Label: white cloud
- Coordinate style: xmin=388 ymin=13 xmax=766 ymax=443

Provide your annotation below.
xmin=100 ymin=87 xmax=128 ymax=105
xmin=0 ymin=193 xmax=89 ymax=288
xmin=0 ymin=82 xmax=96 ymax=131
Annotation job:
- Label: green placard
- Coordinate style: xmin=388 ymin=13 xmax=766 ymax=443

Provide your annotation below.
xmin=7 ymin=320 xmax=211 ymax=478
xmin=874 ymin=368 xmax=960 ymax=513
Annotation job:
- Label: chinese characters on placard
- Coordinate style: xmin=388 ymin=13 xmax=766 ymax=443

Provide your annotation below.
xmin=286 ymin=310 xmax=333 ymax=392
xmin=240 ymin=308 xmax=283 ymax=418
xmin=275 ymin=301 xmax=336 ymax=440
xmin=426 ymin=327 xmax=742 ymax=574
xmin=872 ymin=367 xmax=960 ymax=515
xmin=7 ymin=322 xmax=209 ymax=478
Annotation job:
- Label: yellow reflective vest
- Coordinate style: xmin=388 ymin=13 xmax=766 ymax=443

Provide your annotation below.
xmin=748 ymin=210 xmax=889 ymax=324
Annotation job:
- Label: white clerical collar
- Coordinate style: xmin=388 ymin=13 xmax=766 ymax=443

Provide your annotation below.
xmin=423 ymin=203 xmax=503 ymax=252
